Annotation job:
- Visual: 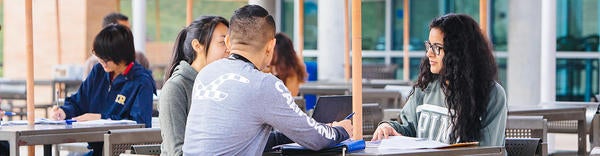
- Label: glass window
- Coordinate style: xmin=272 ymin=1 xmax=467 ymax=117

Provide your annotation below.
xmin=556 ymin=59 xmax=599 ymax=101
xmin=362 ymin=0 xmax=386 ymax=51
xmin=120 ymin=0 xmax=246 ymax=42
xmin=407 ymin=0 xmax=441 ymax=51
xmin=496 ymin=58 xmax=507 ymax=88
xmin=392 ymin=58 xmax=423 ymax=80
xmin=556 ymin=0 xmax=599 ymax=51
xmin=393 ymin=0 xmax=482 ymax=51
xmin=280 ymin=0 xmax=318 ymax=50
xmin=391 ymin=0 xmax=405 ymax=50
xmin=491 ymin=0 xmax=508 ymax=51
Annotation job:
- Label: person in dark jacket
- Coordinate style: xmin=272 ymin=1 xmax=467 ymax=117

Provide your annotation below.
xmin=50 ymin=24 xmax=156 ymax=156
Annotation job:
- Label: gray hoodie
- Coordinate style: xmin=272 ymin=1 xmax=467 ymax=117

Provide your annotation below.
xmin=159 ymin=61 xmax=197 ymax=156
xmin=183 ymin=57 xmax=349 ymax=155
xmin=382 ymin=80 xmax=507 ymax=146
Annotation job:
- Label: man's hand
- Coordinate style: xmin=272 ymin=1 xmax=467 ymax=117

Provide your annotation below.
xmin=50 ymin=106 xmax=66 ymax=120
xmin=73 ymin=113 xmax=101 ymax=122
xmin=332 ymin=119 xmax=353 ymax=138
xmin=371 ymin=123 xmax=401 ymax=141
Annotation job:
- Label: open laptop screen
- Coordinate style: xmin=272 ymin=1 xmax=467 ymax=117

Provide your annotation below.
xmin=311 ymin=95 xmax=352 ymax=123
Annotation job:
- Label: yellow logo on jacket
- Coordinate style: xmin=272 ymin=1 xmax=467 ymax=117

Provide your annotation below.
xmin=115 ymin=94 xmax=126 ymax=105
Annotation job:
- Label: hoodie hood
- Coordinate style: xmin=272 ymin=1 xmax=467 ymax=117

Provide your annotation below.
xmin=171 ymin=61 xmax=198 ymax=82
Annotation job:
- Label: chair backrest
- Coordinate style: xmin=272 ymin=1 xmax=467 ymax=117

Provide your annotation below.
xmin=294 ymin=96 xmax=306 ymax=112
xmin=362 ymin=103 xmax=383 ymax=140
xmin=362 ymin=88 xmax=402 ymax=109
xmin=547 ymin=102 xmax=600 ymax=148
xmin=361 ymin=64 xmax=398 ymax=79
xmin=103 ymin=128 xmax=162 ymax=156
xmin=506 ymin=116 xmax=547 ymax=156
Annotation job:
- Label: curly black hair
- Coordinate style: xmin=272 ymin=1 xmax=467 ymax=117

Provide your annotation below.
xmin=411 ymin=14 xmax=498 ymax=143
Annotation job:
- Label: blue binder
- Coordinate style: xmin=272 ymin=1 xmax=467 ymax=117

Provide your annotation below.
xmin=278 ymin=139 xmax=366 ymax=155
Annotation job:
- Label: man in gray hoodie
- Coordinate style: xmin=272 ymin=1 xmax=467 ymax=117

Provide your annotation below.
xmin=182 ymin=5 xmax=352 ymax=155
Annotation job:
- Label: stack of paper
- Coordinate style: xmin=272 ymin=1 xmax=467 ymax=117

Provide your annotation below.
xmin=378 ymin=136 xmax=450 ymax=149
xmin=376 ymin=136 xmax=479 ymax=149
xmin=0 ymin=118 xmax=66 ymax=125
xmin=72 ymin=119 xmax=137 ymax=126
xmin=0 ymin=119 xmax=137 ymax=126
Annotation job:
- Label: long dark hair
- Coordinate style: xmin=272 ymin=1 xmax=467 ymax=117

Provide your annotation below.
xmin=411 ymin=14 xmax=498 ymax=143
xmin=165 ymin=16 xmax=229 ymax=81
xmin=272 ymin=33 xmax=307 ymax=84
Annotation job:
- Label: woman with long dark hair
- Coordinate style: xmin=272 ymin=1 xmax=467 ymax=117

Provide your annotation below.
xmin=266 ymin=33 xmax=307 ymax=96
xmin=371 ymin=14 xmax=507 ymax=146
xmin=159 ymin=16 xmax=229 ymax=156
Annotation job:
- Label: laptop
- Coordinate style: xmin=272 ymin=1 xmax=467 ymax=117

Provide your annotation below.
xmin=311 ymin=95 xmax=353 ymax=123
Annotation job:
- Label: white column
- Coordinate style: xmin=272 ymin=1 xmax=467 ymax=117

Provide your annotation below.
xmin=317 ymin=0 xmax=345 ymax=81
xmin=132 ymin=0 xmax=146 ymax=53
xmin=540 ymin=0 xmax=556 ymax=103
xmin=507 ymin=0 xmax=542 ymax=106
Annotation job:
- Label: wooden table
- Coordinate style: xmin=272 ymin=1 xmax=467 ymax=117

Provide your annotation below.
xmin=508 ymin=104 xmax=588 ymax=155
xmin=0 ymin=123 xmax=144 ymax=156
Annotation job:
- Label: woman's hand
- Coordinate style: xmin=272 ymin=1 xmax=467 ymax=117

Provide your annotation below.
xmin=50 ymin=106 xmax=66 ymax=120
xmin=371 ymin=123 xmax=401 ymax=141
xmin=73 ymin=113 xmax=101 ymax=122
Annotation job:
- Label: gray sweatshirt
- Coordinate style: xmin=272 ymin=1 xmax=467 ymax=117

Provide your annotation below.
xmin=159 ymin=61 xmax=197 ymax=156
xmin=182 ymin=57 xmax=349 ymax=156
xmin=383 ymin=80 xmax=507 ymax=146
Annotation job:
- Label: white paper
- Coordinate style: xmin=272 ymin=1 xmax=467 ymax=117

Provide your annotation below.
xmin=378 ymin=136 xmax=450 ymax=149
xmin=72 ymin=119 xmax=137 ymax=126
xmin=0 ymin=118 xmax=65 ymax=125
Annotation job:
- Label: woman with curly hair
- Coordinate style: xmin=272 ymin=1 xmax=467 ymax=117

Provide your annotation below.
xmin=371 ymin=14 xmax=507 ymax=146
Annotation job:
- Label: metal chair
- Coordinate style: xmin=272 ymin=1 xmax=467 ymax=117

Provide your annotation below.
xmin=506 ymin=115 xmax=548 ymax=156
xmin=361 ymin=88 xmax=402 ymax=109
xmin=103 ymin=128 xmax=162 ymax=156
xmin=361 ymin=64 xmax=398 ymax=80
xmin=362 ymin=103 xmax=383 ymax=140
xmin=548 ymin=102 xmax=600 ymax=148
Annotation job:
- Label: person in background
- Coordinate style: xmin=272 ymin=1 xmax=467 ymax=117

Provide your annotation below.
xmin=371 ymin=14 xmax=507 ymax=146
xmin=102 ymin=12 xmax=130 ymax=28
xmin=182 ymin=5 xmax=352 ymax=155
xmin=49 ymin=24 xmax=156 ymax=156
xmin=159 ymin=16 xmax=229 ymax=156
xmin=264 ymin=33 xmax=307 ymax=97
xmin=84 ymin=12 xmax=149 ymax=79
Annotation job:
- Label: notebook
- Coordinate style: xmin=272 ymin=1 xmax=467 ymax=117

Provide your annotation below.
xmin=311 ymin=95 xmax=353 ymax=123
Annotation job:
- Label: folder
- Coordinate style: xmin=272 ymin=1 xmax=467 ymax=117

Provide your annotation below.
xmin=276 ymin=139 xmax=366 ymax=155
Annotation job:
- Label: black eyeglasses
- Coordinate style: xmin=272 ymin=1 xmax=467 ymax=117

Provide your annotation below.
xmin=424 ymin=41 xmax=444 ymax=56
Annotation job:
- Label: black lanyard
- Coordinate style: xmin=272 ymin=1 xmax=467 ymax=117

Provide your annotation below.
xmin=228 ymin=53 xmax=258 ymax=70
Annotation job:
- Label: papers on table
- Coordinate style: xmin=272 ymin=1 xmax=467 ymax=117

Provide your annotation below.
xmin=1 ymin=118 xmax=137 ymax=126
xmin=378 ymin=136 xmax=449 ymax=149
xmin=375 ymin=136 xmax=479 ymax=149
xmin=1 ymin=118 xmax=66 ymax=125
xmin=72 ymin=119 xmax=137 ymax=125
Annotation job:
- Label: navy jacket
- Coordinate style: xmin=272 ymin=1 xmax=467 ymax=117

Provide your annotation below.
xmin=61 ymin=62 xmax=156 ymax=127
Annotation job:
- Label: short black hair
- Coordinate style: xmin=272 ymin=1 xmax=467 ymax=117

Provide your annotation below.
xmin=93 ymin=24 xmax=135 ymax=65
xmin=103 ymin=12 xmax=129 ymax=27
xmin=228 ymin=5 xmax=275 ymax=52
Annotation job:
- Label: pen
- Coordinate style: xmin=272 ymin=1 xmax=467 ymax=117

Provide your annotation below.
xmin=55 ymin=90 xmax=60 ymax=107
xmin=344 ymin=112 xmax=355 ymax=120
